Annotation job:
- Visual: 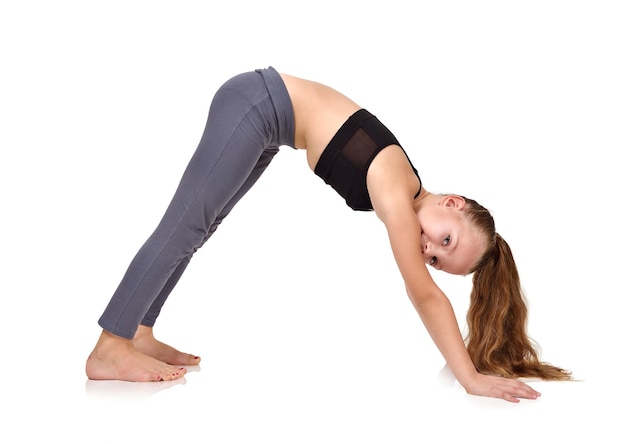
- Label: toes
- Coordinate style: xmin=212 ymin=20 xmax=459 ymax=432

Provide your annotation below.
xmin=154 ymin=366 xmax=186 ymax=382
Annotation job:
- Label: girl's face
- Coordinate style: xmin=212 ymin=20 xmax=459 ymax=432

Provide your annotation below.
xmin=417 ymin=196 xmax=485 ymax=276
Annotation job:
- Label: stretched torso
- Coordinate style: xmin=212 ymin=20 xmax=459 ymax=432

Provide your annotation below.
xmin=279 ymin=72 xmax=421 ymax=209
xmin=279 ymin=73 xmax=362 ymax=169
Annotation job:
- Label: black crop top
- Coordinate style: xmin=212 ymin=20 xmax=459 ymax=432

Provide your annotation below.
xmin=314 ymin=109 xmax=421 ymax=211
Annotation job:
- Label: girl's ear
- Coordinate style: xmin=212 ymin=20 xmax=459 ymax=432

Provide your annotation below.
xmin=440 ymin=194 xmax=466 ymax=209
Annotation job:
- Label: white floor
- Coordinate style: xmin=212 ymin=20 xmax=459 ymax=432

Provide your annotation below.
xmin=2 ymin=1 xmax=625 ymax=442
xmin=6 ymin=320 xmax=617 ymax=443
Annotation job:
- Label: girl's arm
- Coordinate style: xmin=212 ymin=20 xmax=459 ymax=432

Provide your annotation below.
xmin=366 ymin=148 xmax=540 ymax=402
xmin=380 ymin=206 xmax=539 ymax=402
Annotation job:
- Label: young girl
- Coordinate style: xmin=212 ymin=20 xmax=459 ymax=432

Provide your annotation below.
xmin=86 ymin=66 xmax=571 ymax=402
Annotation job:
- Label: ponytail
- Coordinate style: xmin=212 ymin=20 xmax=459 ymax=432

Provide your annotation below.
xmin=462 ymin=198 xmax=571 ymax=381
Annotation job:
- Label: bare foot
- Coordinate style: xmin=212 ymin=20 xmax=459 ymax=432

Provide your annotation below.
xmin=132 ymin=325 xmax=201 ymax=366
xmin=86 ymin=330 xmax=188 ymax=382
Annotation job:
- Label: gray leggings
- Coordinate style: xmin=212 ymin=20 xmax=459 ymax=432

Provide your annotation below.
xmin=98 ymin=67 xmax=295 ymax=339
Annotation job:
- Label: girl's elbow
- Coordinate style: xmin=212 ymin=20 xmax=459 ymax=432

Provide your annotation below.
xmin=406 ymin=287 xmax=443 ymax=308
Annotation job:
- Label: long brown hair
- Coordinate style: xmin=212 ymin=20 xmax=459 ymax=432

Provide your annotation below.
xmin=462 ymin=197 xmax=571 ymax=380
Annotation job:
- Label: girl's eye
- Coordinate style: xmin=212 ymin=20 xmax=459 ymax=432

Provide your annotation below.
xmin=443 ymin=235 xmax=450 ymax=246
xmin=429 ymin=256 xmax=437 ymax=266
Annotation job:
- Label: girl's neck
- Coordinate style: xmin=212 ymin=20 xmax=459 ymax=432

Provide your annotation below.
xmin=412 ymin=188 xmax=435 ymax=212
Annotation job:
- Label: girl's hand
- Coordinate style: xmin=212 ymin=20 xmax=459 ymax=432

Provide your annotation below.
xmin=464 ymin=373 xmax=541 ymax=403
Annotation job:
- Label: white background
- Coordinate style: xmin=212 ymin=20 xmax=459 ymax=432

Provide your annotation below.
xmin=1 ymin=1 xmax=624 ymax=442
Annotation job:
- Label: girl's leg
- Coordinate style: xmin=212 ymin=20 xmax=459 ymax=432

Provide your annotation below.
xmin=140 ymin=145 xmax=279 ymax=327
xmin=87 ymin=69 xmax=288 ymax=381
xmin=97 ymin=71 xmax=280 ymax=340
xmin=129 ymin=147 xmax=279 ymax=369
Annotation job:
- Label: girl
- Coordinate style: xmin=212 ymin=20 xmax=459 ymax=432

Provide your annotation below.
xmin=86 ymin=66 xmax=571 ymax=403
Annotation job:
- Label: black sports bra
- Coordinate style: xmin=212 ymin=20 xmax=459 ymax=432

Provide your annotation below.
xmin=314 ymin=109 xmax=421 ymax=211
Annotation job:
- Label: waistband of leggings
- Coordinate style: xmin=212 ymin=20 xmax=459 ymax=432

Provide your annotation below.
xmin=256 ymin=66 xmax=295 ymax=149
